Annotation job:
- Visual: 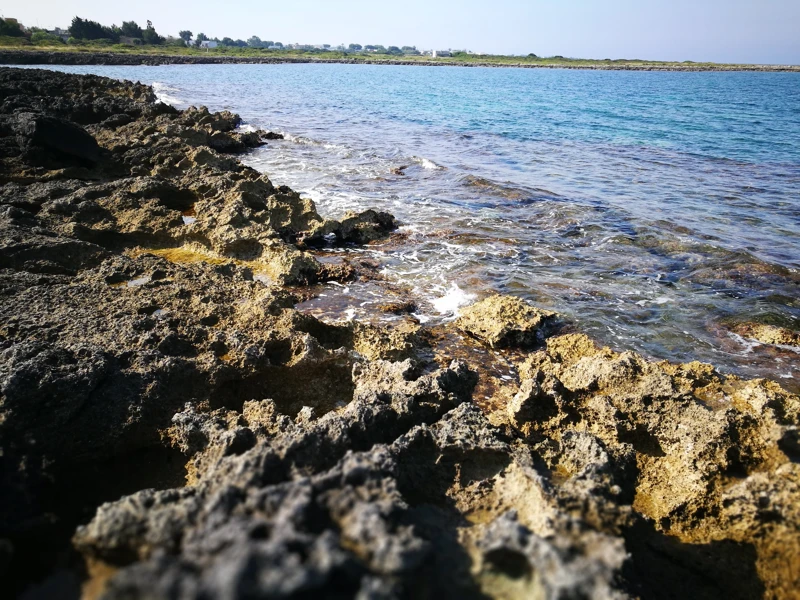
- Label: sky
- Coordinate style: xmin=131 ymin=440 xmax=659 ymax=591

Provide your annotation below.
xmin=3 ymin=0 xmax=799 ymax=64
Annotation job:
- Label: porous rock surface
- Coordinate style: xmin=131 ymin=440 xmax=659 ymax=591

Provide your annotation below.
xmin=456 ymin=294 xmax=561 ymax=348
xmin=1 ymin=68 xmax=799 ymax=600
xmin=730 ymin=322 xmax=800 ymax=348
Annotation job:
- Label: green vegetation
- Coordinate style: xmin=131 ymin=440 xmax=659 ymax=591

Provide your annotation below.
xmin=65 ymin=16 xmax=165 ymax=45
xmin=0 ymin=35 xmax=30 ymax=47
xmin=0 ymin=16 xmax=794 ymax=69
xmin=0 ymin=40 xmax=783 ymax=70
xmin=31 ymin=31 xmax=64 ymax=45
xmin=0 ymin=18 xmax=24 ymax=37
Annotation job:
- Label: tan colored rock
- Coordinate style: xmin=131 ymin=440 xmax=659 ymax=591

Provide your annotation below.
xmin=456 ymin=294 xmax=561 ymax=349
xmin=500 ymin=332 xmax=800 ymax=598
xmin=352 ymin=321 xmax=421 ymax=361
xmin=732 ymin=322 xmax=800 ymax=347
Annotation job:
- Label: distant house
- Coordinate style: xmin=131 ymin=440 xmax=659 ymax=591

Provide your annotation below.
xmin=432 ymin=50 xmax=452 ymax=58
xmin=52 ymin=27 xmax=69 ymax=41
xmin=199 ymin=41 xmax=217 ymax=49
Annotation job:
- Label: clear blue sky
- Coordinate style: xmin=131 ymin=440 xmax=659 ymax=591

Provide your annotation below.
xmin=4 ymin=0 xmax=799 ymax=64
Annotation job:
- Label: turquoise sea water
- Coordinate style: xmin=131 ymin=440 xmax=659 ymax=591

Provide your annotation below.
xmin=26 ymin=64 xmax=800 ymax=384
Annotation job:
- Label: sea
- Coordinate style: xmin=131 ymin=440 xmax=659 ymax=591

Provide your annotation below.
xmin=24 ymin=63 xmax=800 ymax=385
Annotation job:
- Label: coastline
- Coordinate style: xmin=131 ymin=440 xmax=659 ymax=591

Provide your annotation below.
xmin=1 ymin=67 xmax=799 ymax=599
xmin=2 ymin=48 xmax=800 ymax=71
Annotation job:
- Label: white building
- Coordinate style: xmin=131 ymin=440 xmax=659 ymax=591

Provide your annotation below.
xmin=432 ymin=50 xmax=452 ymax=58
xmin=199 ymin=41 xmax=218 ymax=49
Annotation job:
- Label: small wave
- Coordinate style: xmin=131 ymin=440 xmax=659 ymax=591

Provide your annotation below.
xmin=237 ymin=124 xmax=258 ymax=133
xmin=283 ymin=132 xmax=348 ymax=152
xmin=151 ymin=82 xmax=183 ymax=106
xmin=413 ymin=156 xmax=445 ymax=170
xmin=431 ymin=283 xmax=476 ymax=316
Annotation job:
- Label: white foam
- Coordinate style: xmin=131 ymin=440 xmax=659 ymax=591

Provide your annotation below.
xmin=431 ymin=283 xmax=476 ymax=316
xmin=151 ymin=82 xmax=183 ymax=106
xmin=283 ymin=133 xmax=347 ymax=153
xmin=414 ymin=156 xmax=445 ymax=170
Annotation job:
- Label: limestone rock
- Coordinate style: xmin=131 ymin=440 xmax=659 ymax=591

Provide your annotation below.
xmin=457 ymin=294 xmax=561 ymax=348
xmin=732 ymin=322 xmax=800 ymax=347
xmin=3 ymin=67 xmax=800 ymax=600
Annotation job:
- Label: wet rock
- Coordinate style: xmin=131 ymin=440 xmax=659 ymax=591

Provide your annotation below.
xmin=457 ymin=294 xmax=561 ymax=348
xmin=337 ymin=209 xmax=398 ymax=244
xmin=378 ymin=300 xmax=418 ymax=315
xmin=731 ymin=322 xmax=800 ymax=347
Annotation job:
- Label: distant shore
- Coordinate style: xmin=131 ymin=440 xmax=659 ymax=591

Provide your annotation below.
xmin=1 ymin=48 xmax=799 ymax=71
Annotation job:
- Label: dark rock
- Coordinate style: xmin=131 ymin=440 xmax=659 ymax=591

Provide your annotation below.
xmin=101 ymin=113 xmax=134 ymax=129
xmin=13 ymin=112 xmax=101 ymax=164
xmin=338 ymin=209 xmax=398 ymax=244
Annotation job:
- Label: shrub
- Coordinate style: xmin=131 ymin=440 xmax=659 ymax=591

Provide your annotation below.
xmin=0 ymin=35 xmax=30 ymax=46
xmin=31 ymin=31 xmax=65 ymax=45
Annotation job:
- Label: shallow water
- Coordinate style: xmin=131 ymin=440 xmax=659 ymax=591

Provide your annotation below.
xmin=24 ymin=64 xmax=800 ymax=384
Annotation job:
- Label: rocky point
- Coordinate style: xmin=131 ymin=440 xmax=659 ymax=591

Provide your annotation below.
xmin=0 ymin=67 xmax=798 ymax=600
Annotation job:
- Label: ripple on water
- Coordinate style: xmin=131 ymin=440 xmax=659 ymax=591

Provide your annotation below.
xmin=38 ymin=64 xmax=800 ymax=384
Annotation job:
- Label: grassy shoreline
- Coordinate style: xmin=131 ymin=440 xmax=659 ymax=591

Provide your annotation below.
xmin=1 ymin=45 xmax=798 ymax=71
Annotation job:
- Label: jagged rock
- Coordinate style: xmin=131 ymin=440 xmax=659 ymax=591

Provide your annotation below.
xmin=337 ymin=208 xmax=398 ymax=244
xmin=475 ymin=511 xmax=626 ymax=600
xmin=457 ymin=294 xmax=561 ymax=348
xmin=2 ymin=67 xmax=799 ymax=600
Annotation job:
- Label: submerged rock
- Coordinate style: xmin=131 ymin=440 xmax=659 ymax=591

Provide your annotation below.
xmin=730 ymin=322 xmax=800 ymax=347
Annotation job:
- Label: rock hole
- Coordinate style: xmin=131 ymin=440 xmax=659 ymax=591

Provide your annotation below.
xmin=483 ymin=548 xmax=533 ymax=580
xmin=778 ymin=429 xmax=800 ymax=463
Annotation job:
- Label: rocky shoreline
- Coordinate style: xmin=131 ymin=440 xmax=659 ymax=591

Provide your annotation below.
xmin=1 ymin=67 xmax=799 ymax=599
xmin=2 ymin=49 xmax=800 ymax=72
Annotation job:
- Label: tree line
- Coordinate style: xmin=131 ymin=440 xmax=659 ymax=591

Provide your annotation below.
xmin=4 ymin=16 xmax=429 ymax=55
xmin=68 ymin=17 xmax=167 ymax=45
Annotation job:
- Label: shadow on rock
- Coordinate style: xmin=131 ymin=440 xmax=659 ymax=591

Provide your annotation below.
xmin=622 ymin=518 xmax=765 ymax=600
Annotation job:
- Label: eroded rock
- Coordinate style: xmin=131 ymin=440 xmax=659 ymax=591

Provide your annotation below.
xmin=457 ymin=294 xmax=561 ymax=348
xmin=1 ymin=67 xmax=798 ymax=600
xmin=730 ymin=322 xmax=800 ymax=347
